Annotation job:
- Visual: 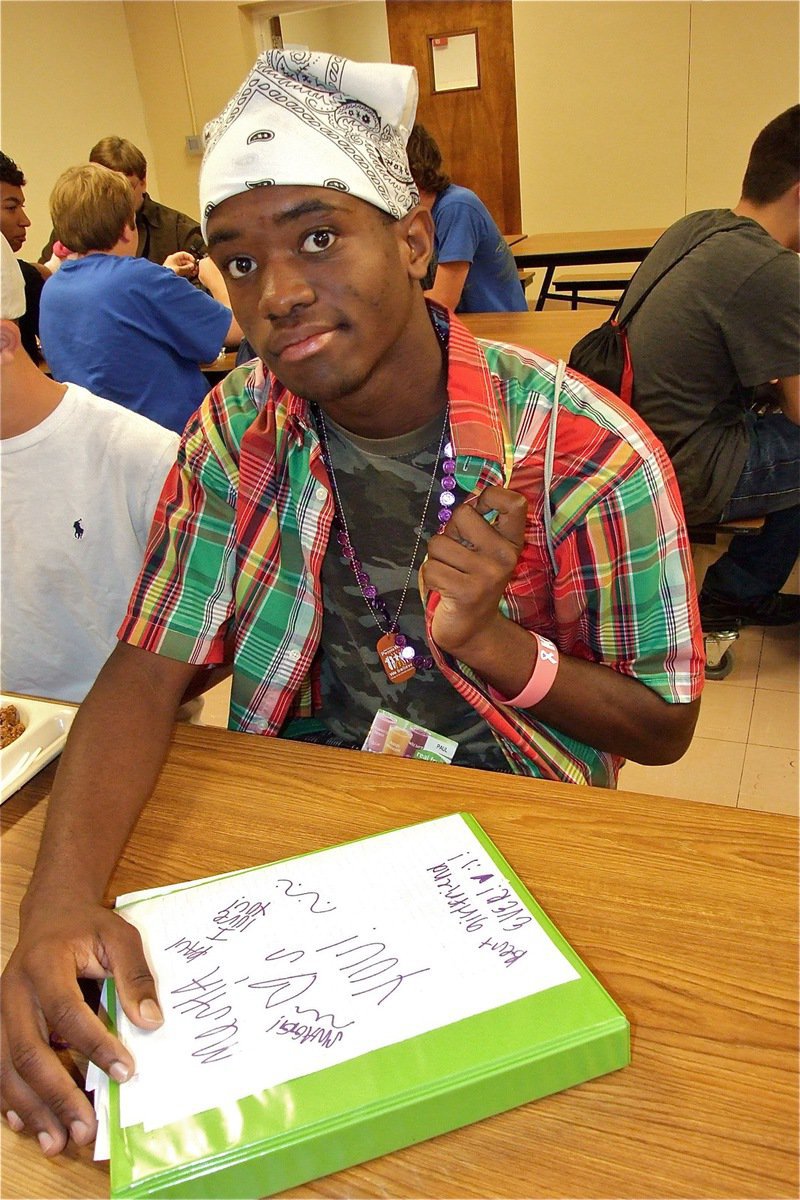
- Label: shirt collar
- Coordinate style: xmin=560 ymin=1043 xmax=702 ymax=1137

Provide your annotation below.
xmin=430 ymin=301 xmax=508 ymax=478
xmin=255 ymin=301 xmax=508 ymax=476
xmin=136 ymin=194 xmax=161 ymax=230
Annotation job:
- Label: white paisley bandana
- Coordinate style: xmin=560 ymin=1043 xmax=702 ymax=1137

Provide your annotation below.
xmin=199 ymin=49 xmax=420 ymax=235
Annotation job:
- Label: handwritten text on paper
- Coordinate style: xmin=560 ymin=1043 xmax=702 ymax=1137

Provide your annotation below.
xmin=115 ymin=814 xmax=579 ymax=1132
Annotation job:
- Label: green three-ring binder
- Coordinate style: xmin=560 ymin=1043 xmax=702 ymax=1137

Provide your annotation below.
xmin=107 ymin=812 xmax=630 ymax=1198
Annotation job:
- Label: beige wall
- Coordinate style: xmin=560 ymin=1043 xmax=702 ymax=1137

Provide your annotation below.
xmin=0 ymin=1 xmax=154 ymax=256
xmin=686 ymin=2 xmax=800 ymax=212
xmin=279 ymin=1 xmax=390 ymax=60
xmin=512 ymin=0 xmax=799 ymax=233
xmin=513 ymin=2 xmax=690 ymax=232
xmin=123 ymin=1 xmax=257 ymax=224
xmin=1 ymin=0 xmax=797 ymax=258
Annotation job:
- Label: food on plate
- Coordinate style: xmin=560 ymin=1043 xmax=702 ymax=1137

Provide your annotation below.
xmin=0 ymin=704 xmax=26 ymax=749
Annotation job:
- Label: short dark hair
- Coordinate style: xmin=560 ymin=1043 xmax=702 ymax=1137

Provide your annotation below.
xmin=406 ymin=124 xmax=450 ymax=195
xmin=89 ymin=136 xmax=147 ymax=181
xmin=0 ymin=151 xmax=26 ymax=188
xmin=741 ymin=105 xmax=800 ymax=204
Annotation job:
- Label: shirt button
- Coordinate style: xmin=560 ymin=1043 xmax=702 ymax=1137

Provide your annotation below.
xmin=315 ymin=486 xmax=327 ymax=501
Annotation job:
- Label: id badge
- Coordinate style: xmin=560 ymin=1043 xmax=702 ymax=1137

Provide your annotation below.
xmin=362 ymin=709 xmax=458 ymax=763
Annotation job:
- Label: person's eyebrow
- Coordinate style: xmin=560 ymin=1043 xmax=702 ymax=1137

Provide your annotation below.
xmin=207 ymin=198 xmax=344 ymax=250
xmin=207 ymin=227 xmax=240 ymax=250
xmin=272 ymin=198 xmax=341 ymax=226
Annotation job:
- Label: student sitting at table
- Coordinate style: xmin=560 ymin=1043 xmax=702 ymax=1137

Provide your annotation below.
xmin=406 ymin=123 xmax=528 ymax=314
xmin=39 ymin=163 xmax=241 ymax=434
xmin=622 ymin=105 xmax=800 ymax=627
xmin=0 ymin=49 xmax=703 ymax=1158
xmin=40 ymin=136 xmax=201 ymax=266
xmin=39 ymin=136 xmax=233 ymax=302
xmin=0 ymin=237 xmax=179 ymax=702
xmin=0 ymin=150 xmax=49 ymax=363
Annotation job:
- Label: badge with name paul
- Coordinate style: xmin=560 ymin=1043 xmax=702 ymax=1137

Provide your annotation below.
xmin=362 ymin=709 xmax=458 ymax=763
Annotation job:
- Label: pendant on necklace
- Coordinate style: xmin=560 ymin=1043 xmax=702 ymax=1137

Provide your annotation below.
xmin=376 ymin=633 xmax=417 ymax=684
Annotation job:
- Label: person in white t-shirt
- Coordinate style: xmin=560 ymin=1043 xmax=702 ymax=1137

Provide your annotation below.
xmin=0 ymin=238 xmax=179 ymax=702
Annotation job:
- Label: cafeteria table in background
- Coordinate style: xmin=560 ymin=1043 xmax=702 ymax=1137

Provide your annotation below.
xmin=462 ymin=309 xmax=600 ymax=360
xmin=512 ymin=227 xmax=665 ymax=310
xmin=203 ymin=311 xmax=604 ymax=379
xmin=2 ymin=722 xmax=797 ymax=1199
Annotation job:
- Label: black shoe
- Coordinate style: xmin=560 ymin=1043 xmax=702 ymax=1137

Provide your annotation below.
xmin=700 ymin=588 xmax=800 ymax=628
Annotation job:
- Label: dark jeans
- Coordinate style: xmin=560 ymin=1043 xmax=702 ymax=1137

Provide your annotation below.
xmin=704 ymin=411 xmax=800 ymax=601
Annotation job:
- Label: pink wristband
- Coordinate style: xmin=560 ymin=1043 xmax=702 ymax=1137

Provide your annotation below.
xmin=488 ymin=632 xmax=560 ymax=708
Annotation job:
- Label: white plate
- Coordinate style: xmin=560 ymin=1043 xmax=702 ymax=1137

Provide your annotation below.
xmin=0 ymin=694 xmax=77 ymax=804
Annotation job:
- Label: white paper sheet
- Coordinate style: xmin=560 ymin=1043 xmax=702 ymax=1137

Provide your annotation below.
xmin=87 ymin=984 xmax=110 ymax=1161
xmin=114 ymin=813 xmax=579 ymax=1132
xmin=90 ymin=1075 xmax=110 ymax=1162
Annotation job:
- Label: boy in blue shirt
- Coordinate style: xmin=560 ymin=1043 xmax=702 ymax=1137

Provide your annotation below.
xmin=40 ymin=164 xmax=240 ymax=434
xmin=406 ymin=124 xmax=527 ymax=314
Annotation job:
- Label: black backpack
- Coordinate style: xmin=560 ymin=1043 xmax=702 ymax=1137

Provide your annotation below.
xmin=568 ymin=220 xmax=749 ymax=402
xmin=568 ymin=312 xmax=635 ymax=404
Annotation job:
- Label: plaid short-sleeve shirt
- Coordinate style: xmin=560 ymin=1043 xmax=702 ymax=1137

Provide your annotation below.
xmin=120 ymin=305 xmax=704 ymax=786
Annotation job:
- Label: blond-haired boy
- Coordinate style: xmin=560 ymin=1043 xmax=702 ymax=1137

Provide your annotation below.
xmin=40 ymin=164 xmax=239 ymax=434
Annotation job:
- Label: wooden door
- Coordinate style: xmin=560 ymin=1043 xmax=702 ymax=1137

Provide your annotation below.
xmin=386 ymin=0 xmax=521 ymax=234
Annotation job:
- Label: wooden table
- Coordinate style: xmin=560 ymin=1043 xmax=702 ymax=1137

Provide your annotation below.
xmin=2 ymin=724 xmax=797 ymax=1199
xmin=201 ymin=349 xmax=238 ymax=375
xmin=203 ymin=312 xmax=602 ymax=380
xmin=462 ymin=309 xmax=602 ymax=361
xmin=511 ymin=227 xmax=665 ymax=310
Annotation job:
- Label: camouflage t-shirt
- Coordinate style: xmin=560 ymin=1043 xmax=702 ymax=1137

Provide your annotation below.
xmin=315 ymin=409 xmax=510 ymax=772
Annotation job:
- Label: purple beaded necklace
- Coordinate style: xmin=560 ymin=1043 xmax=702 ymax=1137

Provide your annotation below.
xmin=314 ymin=402 xmax=455 ymax=684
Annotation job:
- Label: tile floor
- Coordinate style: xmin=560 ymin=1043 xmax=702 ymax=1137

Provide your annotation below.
xmin=619 ymin=622 xmax=798 ymax=814
xmin=620 ymin=542 xmax=799 ymax=815
xmin=197 ymin=543 xmax=799 ymax=818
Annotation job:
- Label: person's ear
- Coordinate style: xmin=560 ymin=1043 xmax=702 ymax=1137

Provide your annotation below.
xmin=0 ymin=318 xmax=22 ymax=365
xmin=398 ymin=205 xmax=435 ymax=283
xmin=784 ymin=181 xmax=800 ymax=252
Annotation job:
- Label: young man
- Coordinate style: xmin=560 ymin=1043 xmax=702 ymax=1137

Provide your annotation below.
xmin=39 ymin=164 xmax=240 ymax=433
xmin=406 ymin=123 xmax=527 ymax=313
xmin=0 ymin=237 xmax=179 ymax=701
xmin=1 ymin=50 xmax=703 ymax=1156
xmin=623 ymin=105 xmax=800 ymax=626
xmin=86 ymin=136 xmax=235 ymax=303
xmin=40 ymin=137 xmax=232 ymax=302
xmin=0 ymin=150 xmax=47 ymax=362
xmin=39 ymin=136 xmax=203 ymax=267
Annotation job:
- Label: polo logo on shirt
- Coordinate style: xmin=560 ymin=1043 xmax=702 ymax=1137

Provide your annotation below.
xmin=73 ymin=519 xmax=84 ymax=540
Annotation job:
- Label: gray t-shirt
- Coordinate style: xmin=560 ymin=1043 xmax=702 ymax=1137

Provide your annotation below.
xmin=624 ymin=210 xmax=800 ymax=522
xmin=314 ymin=411 xmax=510 ymax=772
